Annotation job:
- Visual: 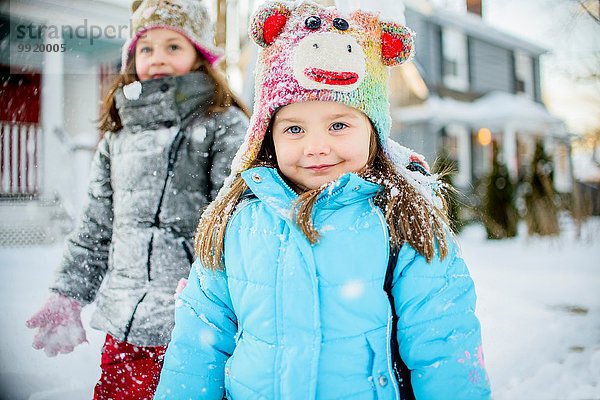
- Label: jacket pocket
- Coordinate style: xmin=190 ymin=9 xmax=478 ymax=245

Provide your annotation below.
xmin=365 ymin=327 xmax=398 ymax=399
xmin=224 ymin=352 xmax=234 ymax=399
xmin=224 ymin=330 xmax=272 ymax=400
xmin=224 ymin=328 xmax=242 ymax=398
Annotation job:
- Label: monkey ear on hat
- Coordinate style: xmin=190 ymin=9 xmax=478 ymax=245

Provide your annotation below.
xmin=379 ymin=22 xmax=414 ymax=66
xmin=250 ymin=1 xmax=292 ymax=47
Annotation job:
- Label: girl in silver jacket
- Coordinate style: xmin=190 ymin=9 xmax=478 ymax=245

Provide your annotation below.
xmin=26 ymin=0 xmax=248 ymax=398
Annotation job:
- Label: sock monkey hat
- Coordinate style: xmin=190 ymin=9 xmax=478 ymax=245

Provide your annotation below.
xmin=231 ymin=0 xmax=416 ymax=173
xmin=121 ymin=0 xmax=224 ymax=72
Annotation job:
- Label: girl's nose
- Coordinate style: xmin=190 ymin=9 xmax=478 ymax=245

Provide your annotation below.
xmin=303 ymin=136 xmax=330 ymax=156
xmin=150 ymin=49 xmax=166 ymax=65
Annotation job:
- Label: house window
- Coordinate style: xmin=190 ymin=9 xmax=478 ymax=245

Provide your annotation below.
xmin=514 ymin=50 xmax=534 ymax=98
xmin=441 ymin=26 xmax=469 ymax=92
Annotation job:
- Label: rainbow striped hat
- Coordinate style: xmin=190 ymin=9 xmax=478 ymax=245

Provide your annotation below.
xmin=232 ymin=0 xmax=414 ymax=173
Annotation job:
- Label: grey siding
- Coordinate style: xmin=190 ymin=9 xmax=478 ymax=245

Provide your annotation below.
xmin=403 ymin=7 xmax=543 ymax=100
xmin=469 ymin=38 xmax=513 ymax=94
xmin=405 ymin=10 xmax=443 ymax=88
xmin=426 ymin=23 xmax=443 ymax=89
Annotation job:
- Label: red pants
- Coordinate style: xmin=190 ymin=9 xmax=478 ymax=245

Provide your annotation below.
xmin=93 ymin=334 xmax=167 ymax=400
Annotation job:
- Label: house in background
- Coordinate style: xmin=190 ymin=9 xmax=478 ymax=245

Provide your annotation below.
xmin=0 ymin=0 xmax=573 ymax=246
xmin=0 ymin=0 xmax=127 ymax=245
xmin=389 ymin=0 xmax=571 ymax=194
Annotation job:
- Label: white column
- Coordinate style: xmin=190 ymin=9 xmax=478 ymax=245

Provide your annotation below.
xmin=41 ymin=35 xmax=65 ymax=199
xmin=503 ymin=123 xmax=518 ymax=180
xmin=65 ymin=62 xmax=99 ymax=219
xmin=226 ymin=0 xmax=242 ymax=94
xmin=552 ymin=140 xmax=572 ymax=193
xmin=456 ymin=125 xmax=471 ymax=188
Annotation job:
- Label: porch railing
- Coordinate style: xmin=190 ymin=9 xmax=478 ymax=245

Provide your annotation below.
xmin=0 ymin=121 xmax=41 ymax=197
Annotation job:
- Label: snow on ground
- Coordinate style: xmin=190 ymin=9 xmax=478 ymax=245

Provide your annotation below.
xmin=0 ymin=218 xmax=599 ymax=399
xmin=0 ymin=244 xmax=104 ymax=400
xmin=462 ymin=219 xmax=600 ymax=400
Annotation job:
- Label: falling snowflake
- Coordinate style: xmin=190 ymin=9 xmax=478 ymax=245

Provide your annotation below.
xmin=340 ymin=280 xmax=365 ymax=300
xmin=199 ymin=329 xmax=216 ymax=346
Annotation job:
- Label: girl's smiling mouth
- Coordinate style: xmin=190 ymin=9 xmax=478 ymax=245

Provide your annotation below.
xmin=305 ymin=163 xmax=339 ymax=172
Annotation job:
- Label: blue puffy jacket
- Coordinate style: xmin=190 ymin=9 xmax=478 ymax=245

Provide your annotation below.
xmin=154 ymin=167 xmax=491 ymax=399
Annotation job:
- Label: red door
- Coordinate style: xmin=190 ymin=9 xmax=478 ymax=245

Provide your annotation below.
xmin=1 ymin=64 xmax=41 ymax=196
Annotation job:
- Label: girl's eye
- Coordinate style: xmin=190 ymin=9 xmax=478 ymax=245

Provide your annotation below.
xmin=138 ymin=46 xmax=151 ymax=54
xmin=169 ymin=44 xmax=180 ymax=51
xmin=331 ymin=122 xmax=347 ymax=131
xmin=285 ymin=126 xmax=303 ymax=135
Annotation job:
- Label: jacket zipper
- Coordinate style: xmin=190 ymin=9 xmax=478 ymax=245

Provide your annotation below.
xmin=315 ymin=184 xmax=345 ymax=206
xmin=153 ymin=128 xmax=186 ymax=226
xmin=372 ymin=201 xmax=401 ymax=400
xmin=124 ymin=127 xmax=186 ymax=342
xmin=270 ymin=170 xmax=359 ymax=208
xmin=272 ymin=170 xmax=299 ymax=200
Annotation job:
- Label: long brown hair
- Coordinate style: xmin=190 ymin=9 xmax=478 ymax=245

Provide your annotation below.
xmin=195 ymin=120 xmax=450 ymax=270
xmin=98 ymin=52 xmax=250 ymax=133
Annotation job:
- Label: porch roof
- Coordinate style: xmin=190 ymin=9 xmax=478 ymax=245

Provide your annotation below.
xmin=392 ymin=91 xmax=566 ymax=136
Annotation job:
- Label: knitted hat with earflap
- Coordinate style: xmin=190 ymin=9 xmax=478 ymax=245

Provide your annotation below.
xmin=121 ymin=0 xmax=224 ymax=72
xmin=223 ymin=0 xmax=441 ymax=207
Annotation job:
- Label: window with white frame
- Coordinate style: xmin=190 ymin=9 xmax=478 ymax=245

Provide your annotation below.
xmin=514 ymin=50 xmax=534 ymax=99
xmin=441 ymin=26 xmax=469 ymax=92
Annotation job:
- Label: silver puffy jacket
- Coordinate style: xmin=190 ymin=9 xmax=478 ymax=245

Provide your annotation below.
xmin=50 ymin=71 xmax=248 ymax=346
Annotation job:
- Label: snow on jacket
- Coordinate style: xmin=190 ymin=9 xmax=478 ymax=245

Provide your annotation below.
xmin=50 ymin=71 xmax=248 ymax=346
xmin=154 ymin=167 xmax=491 ymax=399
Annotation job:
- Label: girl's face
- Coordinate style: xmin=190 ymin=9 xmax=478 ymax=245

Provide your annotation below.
xmin=271 ymin=101 xmax=372 ymax=191
xmin=134 ymin=28 xmax=201 ymax=81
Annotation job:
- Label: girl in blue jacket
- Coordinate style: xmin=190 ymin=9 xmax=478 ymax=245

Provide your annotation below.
xmin=155 ymin=1 xmax=491 ymax=399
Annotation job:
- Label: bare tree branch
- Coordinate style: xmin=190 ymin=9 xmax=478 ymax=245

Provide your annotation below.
xmin=577 ymin=0 xmax=600 ymax=24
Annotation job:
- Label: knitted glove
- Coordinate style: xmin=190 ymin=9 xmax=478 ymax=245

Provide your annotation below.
xmin=26 ymin=293 xmax=87 ymax=357
xmin=174 ymin=278 xmax=188 ymax=299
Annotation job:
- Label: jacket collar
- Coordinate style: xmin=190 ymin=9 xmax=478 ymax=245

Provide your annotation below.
xmin=241 ymin=167 xmax=382 ymax=220
xmin=115 ymin=71 xmax=214 ymax=132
